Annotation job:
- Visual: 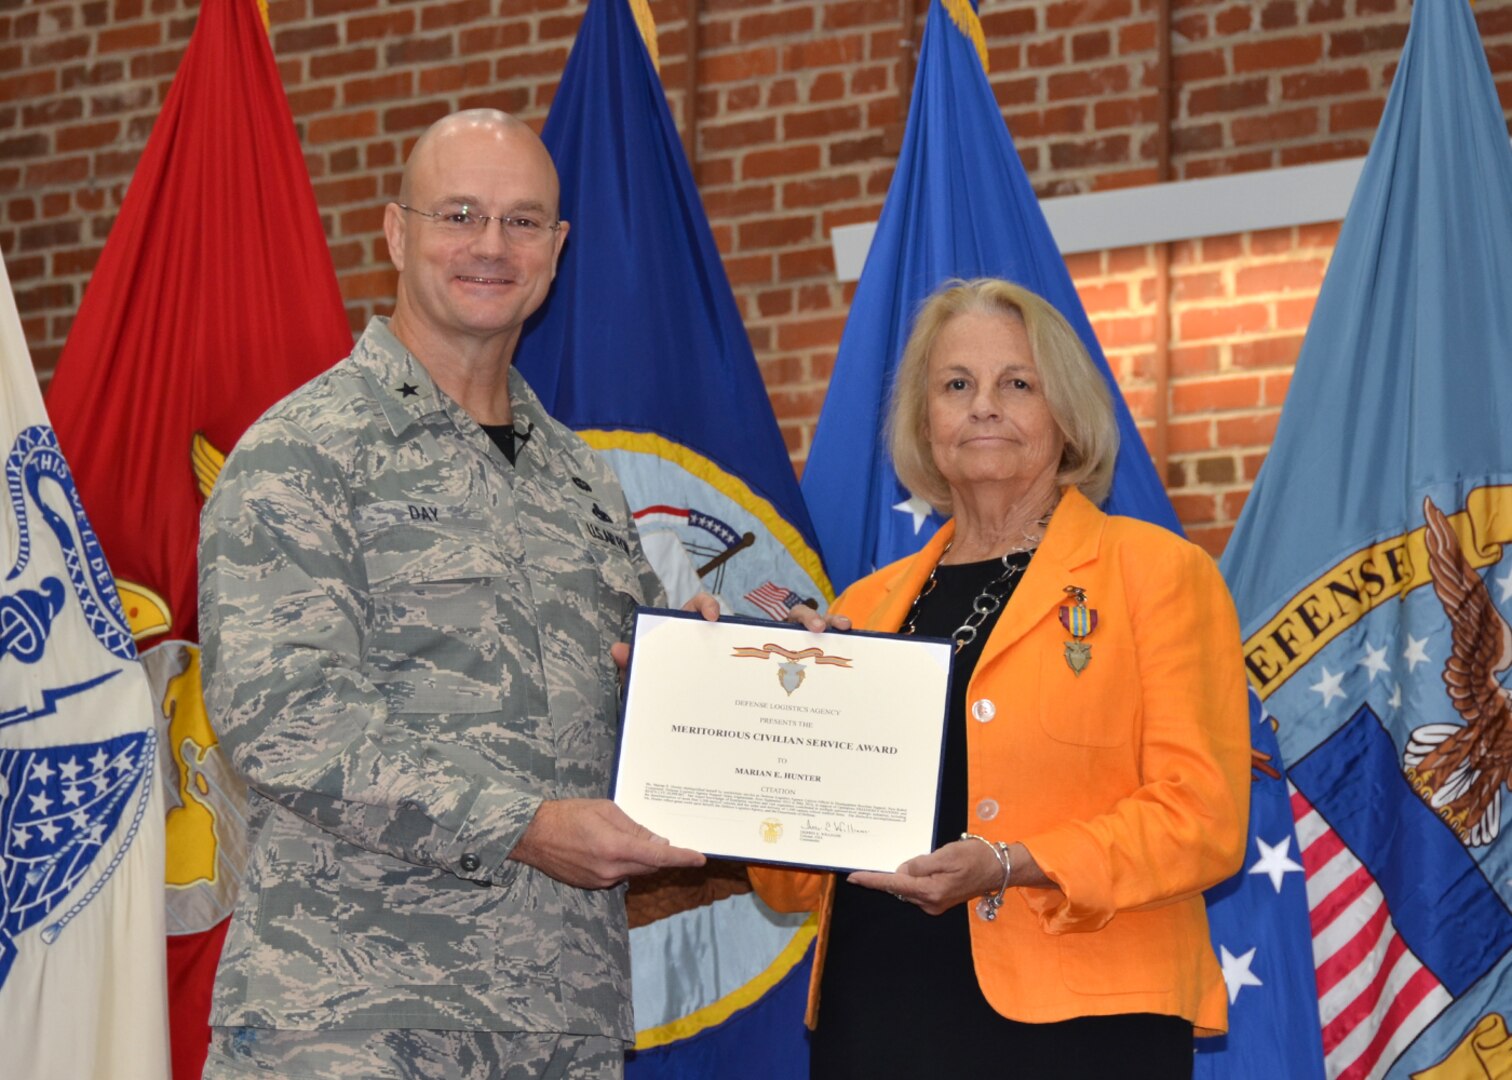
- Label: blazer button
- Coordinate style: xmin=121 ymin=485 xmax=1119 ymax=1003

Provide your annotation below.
xmin=970 ymin=698 xmax=996 ymax=723
xmin=975 ymin=798 xmax=999 ymax=822
xmin=459 ymin=853 xmax=482 ymax=874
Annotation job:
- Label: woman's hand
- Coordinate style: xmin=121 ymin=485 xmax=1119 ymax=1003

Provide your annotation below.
xmin=783 ymin=602 xmax=852 ymax=633
xmin=682 ymin=590 xmax=722 ymax=621
xmin=847 ymin=838 xmax=1005 ymax=916
xmin=849 ymin=840 xmax=1056 ymax=914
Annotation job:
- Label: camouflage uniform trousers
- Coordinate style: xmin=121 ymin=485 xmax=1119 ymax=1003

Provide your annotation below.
xmin=203 ymin=1026 xmax=623 ymax=1080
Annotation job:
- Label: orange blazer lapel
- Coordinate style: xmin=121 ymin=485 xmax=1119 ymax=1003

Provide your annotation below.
xmin=974 ymin=488 xmax=1107 ymax=674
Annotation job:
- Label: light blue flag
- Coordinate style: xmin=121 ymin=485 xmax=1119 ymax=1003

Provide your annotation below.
xmin=798 ymin=0 xmax=1176 ymax=594
xmin=1218 ymin=1 xmax=1512 ymax=1077
xmin=515 ymin=1 xmax=820 ymax=1076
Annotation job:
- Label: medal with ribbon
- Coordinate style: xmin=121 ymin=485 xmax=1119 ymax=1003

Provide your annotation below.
xmin=1059 ymin=585 xmax=1097 ymax=675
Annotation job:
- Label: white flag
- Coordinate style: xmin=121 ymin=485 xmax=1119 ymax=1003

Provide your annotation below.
xmin=0 ymin=253 xmax=169 ymax=1078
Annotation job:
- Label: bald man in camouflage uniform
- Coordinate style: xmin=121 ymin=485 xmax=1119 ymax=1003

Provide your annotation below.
xmin=199 ymin=111 xmax=708 ymax=1080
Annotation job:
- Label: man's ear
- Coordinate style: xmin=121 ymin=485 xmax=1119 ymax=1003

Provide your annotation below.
xmin=550 ymin=219 xmax=570 ymax=278
xmin=383 ymin=202 xmax=407 ymax=273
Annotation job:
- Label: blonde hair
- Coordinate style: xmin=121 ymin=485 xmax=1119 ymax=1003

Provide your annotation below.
xmin=887 ymin=278 xmax=1119 ymax=514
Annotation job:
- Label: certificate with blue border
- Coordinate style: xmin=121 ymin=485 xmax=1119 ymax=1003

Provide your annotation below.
xmin=611 ymin=608 xmax=953 ymax=874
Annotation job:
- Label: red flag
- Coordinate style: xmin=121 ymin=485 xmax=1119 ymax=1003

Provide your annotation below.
xmin=44 ymin=0 xmax=353 ymax=1075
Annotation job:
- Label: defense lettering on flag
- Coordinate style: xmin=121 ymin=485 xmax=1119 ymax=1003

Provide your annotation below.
xmin=0 ymin=253 xmax=170 ymax=1079
xmin=41 ymin=0 xmax=353 ymax=1075
xmin=513 ymin=1 xmax=822 ymax=1075
xmin=1218 ymin=1 xmax=1512 ymax=1075
xmin=798 ymin=0 xmax=1176 ymax=595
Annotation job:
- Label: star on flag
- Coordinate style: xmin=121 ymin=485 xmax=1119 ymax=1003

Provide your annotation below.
xmin=1247 ymin=836 xmax=1304 ymax=893
xmin=892 ymin=495 xmax=933 ymax=534
xmin=1309 ymin=666 xmax=1345 ymax=707
xmin=1219 ymin=945 xmax=1264 ymax=1005
xmin=1358 ymin=642 xmax=1390 ymax=682
xmin=1402 ymin=634 xmax=1431 ymax=672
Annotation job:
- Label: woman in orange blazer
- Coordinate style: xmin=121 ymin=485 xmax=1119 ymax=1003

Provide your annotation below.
xmin=753 ymin=279 xmax=1250 ymax=1079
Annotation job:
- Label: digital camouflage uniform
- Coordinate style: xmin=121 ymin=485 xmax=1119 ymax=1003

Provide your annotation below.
xmin=198 ymin=318 xmax=662 ymax=1066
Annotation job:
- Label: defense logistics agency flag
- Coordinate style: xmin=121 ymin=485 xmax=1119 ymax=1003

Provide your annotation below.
xmin=42 ymin=0 xmax=353 ymax=1075
xmin=800 ymin=2 xmax=1323 ymax=1075
xmin=0 ymin=256 xmax=169 ymax=1077
xmin=1219 ymin=1 xmax=1512 ymax=1077
xmin=514 ymin=0 xmax=824 ymax=1075
xmin=798 ymin=0 xmax=1177 ymax=594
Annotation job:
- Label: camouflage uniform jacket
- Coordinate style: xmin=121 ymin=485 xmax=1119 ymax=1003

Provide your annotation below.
xmin=198 ymin=317 xmax=662 ymax=1040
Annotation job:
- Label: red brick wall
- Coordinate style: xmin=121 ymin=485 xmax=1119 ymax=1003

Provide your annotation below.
xmin=3 ymin=0 xmax=1511 ymax=555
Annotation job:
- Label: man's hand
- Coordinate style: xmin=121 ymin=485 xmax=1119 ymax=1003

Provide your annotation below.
xmin=613 ymin=591 xmax=722 ymax=673
xmin=509 ymin=798 xmax=706 ymax=889
xmin=784 ymin=602 xmax=852 ymax=634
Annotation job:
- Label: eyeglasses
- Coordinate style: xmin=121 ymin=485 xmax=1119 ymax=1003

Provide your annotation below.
xmin=397 ymin=203 xmax=562 ymax=246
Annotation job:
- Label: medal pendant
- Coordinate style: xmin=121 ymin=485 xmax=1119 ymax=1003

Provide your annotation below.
xmin=1058 ymin=587 xmax=1097 ymax=676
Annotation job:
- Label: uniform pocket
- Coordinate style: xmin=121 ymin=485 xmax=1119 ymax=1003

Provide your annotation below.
xmin=356 ymin=501 xmax=500 ymax=589
xmin=371 ymin=580 xmax=502 ymax=715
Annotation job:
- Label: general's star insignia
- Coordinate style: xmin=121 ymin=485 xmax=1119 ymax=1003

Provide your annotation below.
xmin=398 ymin=383 xmax=420 ymax=398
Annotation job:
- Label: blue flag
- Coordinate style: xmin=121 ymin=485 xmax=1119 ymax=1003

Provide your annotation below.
xmin=517 ymin=0 xmax=829 ymax=619
xmin=514 ymin=1 xmax=821 ymax=1076
xmin=1194 ymin=689 xmax=1327 ymax=1080
xmin=1218 ymin=1 xmax=1512 ymax=1076
xmin=798 ymin=0 xmax=1176 ymax=594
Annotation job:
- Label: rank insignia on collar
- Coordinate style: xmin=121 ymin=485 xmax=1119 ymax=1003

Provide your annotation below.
xmin=1059 ymin=585 xmax=1097 ymax=676
xmin=397 ymin=382 xmax=419 ymax=398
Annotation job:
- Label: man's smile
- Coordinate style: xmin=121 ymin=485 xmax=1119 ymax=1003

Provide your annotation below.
xmin=456 ymin=274 xmax=513 ymax=285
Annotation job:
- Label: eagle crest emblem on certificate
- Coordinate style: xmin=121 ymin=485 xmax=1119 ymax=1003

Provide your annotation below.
xmin=731 ymin=642 xmax=853 ymax=697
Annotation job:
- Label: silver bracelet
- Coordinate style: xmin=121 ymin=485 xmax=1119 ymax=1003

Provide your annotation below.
xmin=960 ymin=832 xmax=1012 ymax=922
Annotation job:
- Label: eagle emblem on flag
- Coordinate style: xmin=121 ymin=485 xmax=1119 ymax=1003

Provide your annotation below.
xmin=1406 ymin=497 xmax=1512 ymax=847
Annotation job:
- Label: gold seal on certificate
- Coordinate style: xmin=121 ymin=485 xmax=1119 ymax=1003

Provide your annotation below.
xmin=611 ymin=609 xmax=953 ymax=873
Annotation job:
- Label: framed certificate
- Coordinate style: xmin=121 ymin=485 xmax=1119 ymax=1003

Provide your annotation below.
xmin=611 ymin=608 xmax=954 ymax=873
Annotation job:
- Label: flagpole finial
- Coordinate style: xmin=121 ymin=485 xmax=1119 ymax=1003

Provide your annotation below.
xmin=941 ymin=0 xmax=989 ymax=73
